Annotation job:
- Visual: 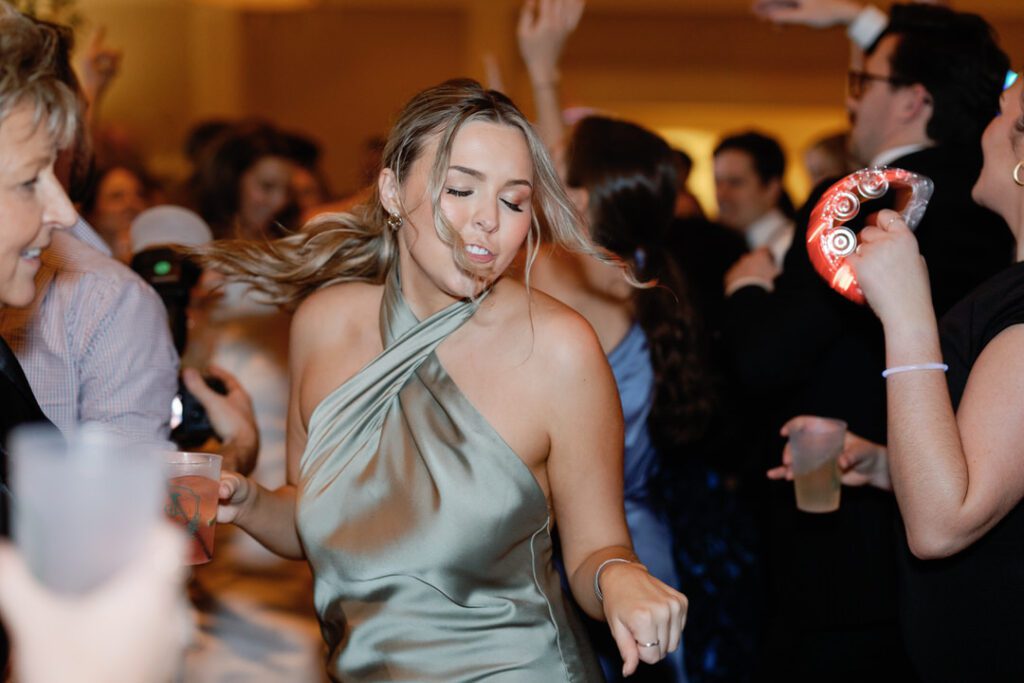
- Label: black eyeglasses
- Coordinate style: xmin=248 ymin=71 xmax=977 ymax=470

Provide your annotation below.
xmin=847 ymin=70 xmax=907 ymax=99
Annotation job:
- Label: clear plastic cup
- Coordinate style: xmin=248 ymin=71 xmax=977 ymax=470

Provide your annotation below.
xmin=163 ymin=452 xmax=221 ymax=565
xmin=9 ymin=424 xmax=164 ymax=593
xmin=789 ymin=417 xmax=847 ymax=513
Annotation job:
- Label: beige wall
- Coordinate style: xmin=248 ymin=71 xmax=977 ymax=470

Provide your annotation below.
xmin=72 ymin=0 xmax=1024 ymax=208
xmin=240 ymin=7 xmax=467 ymax=194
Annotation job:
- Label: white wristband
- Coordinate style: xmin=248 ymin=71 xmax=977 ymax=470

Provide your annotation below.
xmin=881 ymin=362 xmax=948 ymax=379
xmin=593 ymin=558 xmax=633 ymax=602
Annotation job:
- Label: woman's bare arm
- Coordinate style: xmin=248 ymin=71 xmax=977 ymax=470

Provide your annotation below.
xmin=541 ymin=309 xmax=686 ymax=676
xmin=516 ymin=0 xmax=584 ymax=169
xmin=850 ymin=209 xmax=1024 ymax=559
xmin=884 ymin=323 xmax=1024 ymax=559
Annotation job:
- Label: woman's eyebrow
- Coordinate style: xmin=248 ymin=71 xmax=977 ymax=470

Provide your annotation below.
xmin=450 ymin=165 xmax=532 ymax=188
xmin=450 ymin=165 xmax=485 ymax=180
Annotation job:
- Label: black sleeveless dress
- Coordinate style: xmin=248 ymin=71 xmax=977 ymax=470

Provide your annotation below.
xmin=898 ymin=261 xmax=1024 ymax=681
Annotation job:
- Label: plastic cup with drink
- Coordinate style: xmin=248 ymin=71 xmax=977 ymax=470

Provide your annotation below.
xmin=163 ymin=451 xmax=221 ymax=565
xmin=788 ymin=417 xmax=846 ymax=513
xmin=9 ymin=424 xmax=164 ymax=594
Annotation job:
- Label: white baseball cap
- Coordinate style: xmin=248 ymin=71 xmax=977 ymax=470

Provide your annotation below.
xmin=130 ymin=206 xmax=213 ymax=254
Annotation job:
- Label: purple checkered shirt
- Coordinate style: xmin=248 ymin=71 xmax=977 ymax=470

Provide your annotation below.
xmin=0 ymin=219 xmax=178 ymax=443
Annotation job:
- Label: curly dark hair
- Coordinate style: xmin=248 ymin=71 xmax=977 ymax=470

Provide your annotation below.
xmin=566 ymin=116 xmax=713 ymax=450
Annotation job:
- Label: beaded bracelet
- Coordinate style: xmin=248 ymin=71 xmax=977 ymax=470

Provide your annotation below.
xmin=881 ymin=362 xmax=949 ymax=379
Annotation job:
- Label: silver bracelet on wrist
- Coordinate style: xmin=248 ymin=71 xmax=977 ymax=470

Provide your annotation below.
xmin=881 ymin=362 xmax=948 ymax=379
xmin=593 ymin=558 xmax=633 ymax=602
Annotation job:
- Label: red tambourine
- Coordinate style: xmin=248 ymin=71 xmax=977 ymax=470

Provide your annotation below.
xmin=807 ymin=166 xmax=933 ymax=304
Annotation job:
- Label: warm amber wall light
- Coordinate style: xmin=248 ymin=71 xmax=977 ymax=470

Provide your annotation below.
xmin=191 ymin=0 xmax=316 ymax=8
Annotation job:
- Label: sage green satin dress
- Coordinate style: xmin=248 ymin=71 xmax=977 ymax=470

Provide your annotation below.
xmin=296 ymin=270 xmax=602 ymax=682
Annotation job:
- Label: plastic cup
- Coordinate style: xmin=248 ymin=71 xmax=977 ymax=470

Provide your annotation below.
xmin=9 ymin=424 xmax=164 ymax=594
xmin=788 ymin=417 xmax=846 ymax=513
xmin=163 ymin=452 xmax=221 ymax=565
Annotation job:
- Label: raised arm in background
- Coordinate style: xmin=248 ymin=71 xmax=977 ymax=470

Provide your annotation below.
xmin=516 ymin=0 xmax=584 ymax=169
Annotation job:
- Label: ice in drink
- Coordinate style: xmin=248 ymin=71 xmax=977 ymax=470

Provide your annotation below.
xmin=165 ymin=474 xmax=219 ymax=564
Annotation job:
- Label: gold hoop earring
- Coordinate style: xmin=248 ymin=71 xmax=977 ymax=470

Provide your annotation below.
xmin=386 ymin=212 xmax=403 ymax=230
xmin=1014 ymin=161 xmax=1024 ymax=188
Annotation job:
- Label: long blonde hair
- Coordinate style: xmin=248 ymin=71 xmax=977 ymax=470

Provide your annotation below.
xmin=196 ymin=78 xmax=626 ymax=308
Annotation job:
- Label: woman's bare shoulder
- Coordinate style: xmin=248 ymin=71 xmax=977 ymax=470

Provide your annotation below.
xmin=290 ymin=281 xmax=383 ymax=359
xmin=494 ymin=278 xmax=606 ymax=374
xmin=491 ymin=280 xmax=619 ymax=439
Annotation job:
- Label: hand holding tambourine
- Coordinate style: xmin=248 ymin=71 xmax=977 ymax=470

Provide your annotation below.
xmin=845 ymin=208 xmax=936 ymax=328
xmin=806 ymin=167 xmax=933 ymax=305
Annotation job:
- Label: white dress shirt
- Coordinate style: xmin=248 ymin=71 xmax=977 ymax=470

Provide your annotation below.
xmin=745 ymin=207 xmax=795 ymax=266
xmin=871 ymin=143 xmax=932 ymax=169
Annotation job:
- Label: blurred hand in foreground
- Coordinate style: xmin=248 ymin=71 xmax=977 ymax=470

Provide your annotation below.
xmin=0 ymin=523 xmax=191 ymax=683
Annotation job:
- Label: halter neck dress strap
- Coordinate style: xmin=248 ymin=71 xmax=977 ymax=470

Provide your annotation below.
xmin=296 ymin=267 xmax=601 ymax=681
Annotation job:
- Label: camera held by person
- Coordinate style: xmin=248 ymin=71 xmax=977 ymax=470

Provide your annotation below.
xmin=130 ymin=206 xmax=258 ymax=472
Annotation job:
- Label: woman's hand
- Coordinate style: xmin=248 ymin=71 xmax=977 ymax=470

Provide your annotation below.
xmin=769 ymin=416 xmax=892 ymax=490
xmin=183 ymin=365 xmax=260 ymax=475
xmin=846 ymin=209 xmax=935 ymax=331
xmin=599 ymin=561 xmax=688 ymax=677
xmin=78 ymin=26 xmax=122 ymax=109
xmin=217 ymin=470 xmax=258 ymax=525
xmin=517 ymin=0 xmax=585 ymax=83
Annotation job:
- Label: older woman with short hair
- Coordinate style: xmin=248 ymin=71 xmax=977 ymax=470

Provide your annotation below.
xmin=0 ymin=3 xmax=83 ymax=671
xmin=0 ymin=10 xmax=192 ymax=683
xmin=0 ymin=5 xmax=79 ymax=514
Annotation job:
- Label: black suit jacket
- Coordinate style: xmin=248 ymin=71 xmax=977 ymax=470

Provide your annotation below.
xmin=0 ymin=336 xmax=52 ymax=675
xmin=723 ymin=144 xmax=1013 ymax=654
xmin=667 ymin=216 xmax=748 ymax=341
xmin=726 ymin=144 xmax=1012 ymax=436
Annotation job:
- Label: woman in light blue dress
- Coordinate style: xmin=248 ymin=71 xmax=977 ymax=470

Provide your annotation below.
xmin=518 ymin=8 xmax=710 ymax=676
xmin=532 ymin=115 xmax=711 ymax=682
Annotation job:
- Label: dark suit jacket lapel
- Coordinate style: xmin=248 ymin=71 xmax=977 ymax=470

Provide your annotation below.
xmin=0 ymin=336 xmax=43 ymax=418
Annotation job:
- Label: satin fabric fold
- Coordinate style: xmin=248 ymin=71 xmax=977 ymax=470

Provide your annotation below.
xmin=297 ymin=270 xmax=601 ymax=682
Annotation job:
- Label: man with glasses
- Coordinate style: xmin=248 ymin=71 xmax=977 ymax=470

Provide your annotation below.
xmin=843 ymin=3 xmax=1013 ymax=313
xmin=725 ymin=4 xmax=1014 ymax=680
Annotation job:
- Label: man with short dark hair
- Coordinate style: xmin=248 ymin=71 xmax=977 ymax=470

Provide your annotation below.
xmin=849 ymin=4 xmax=1009 ymax=165
xmin=726 ymin=5 xmax=1014 ymax=680
xmin=714 ymin=131 xmax=795 ymax=269
xmin=841 ymin=3 xmax=1013 ymax=312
